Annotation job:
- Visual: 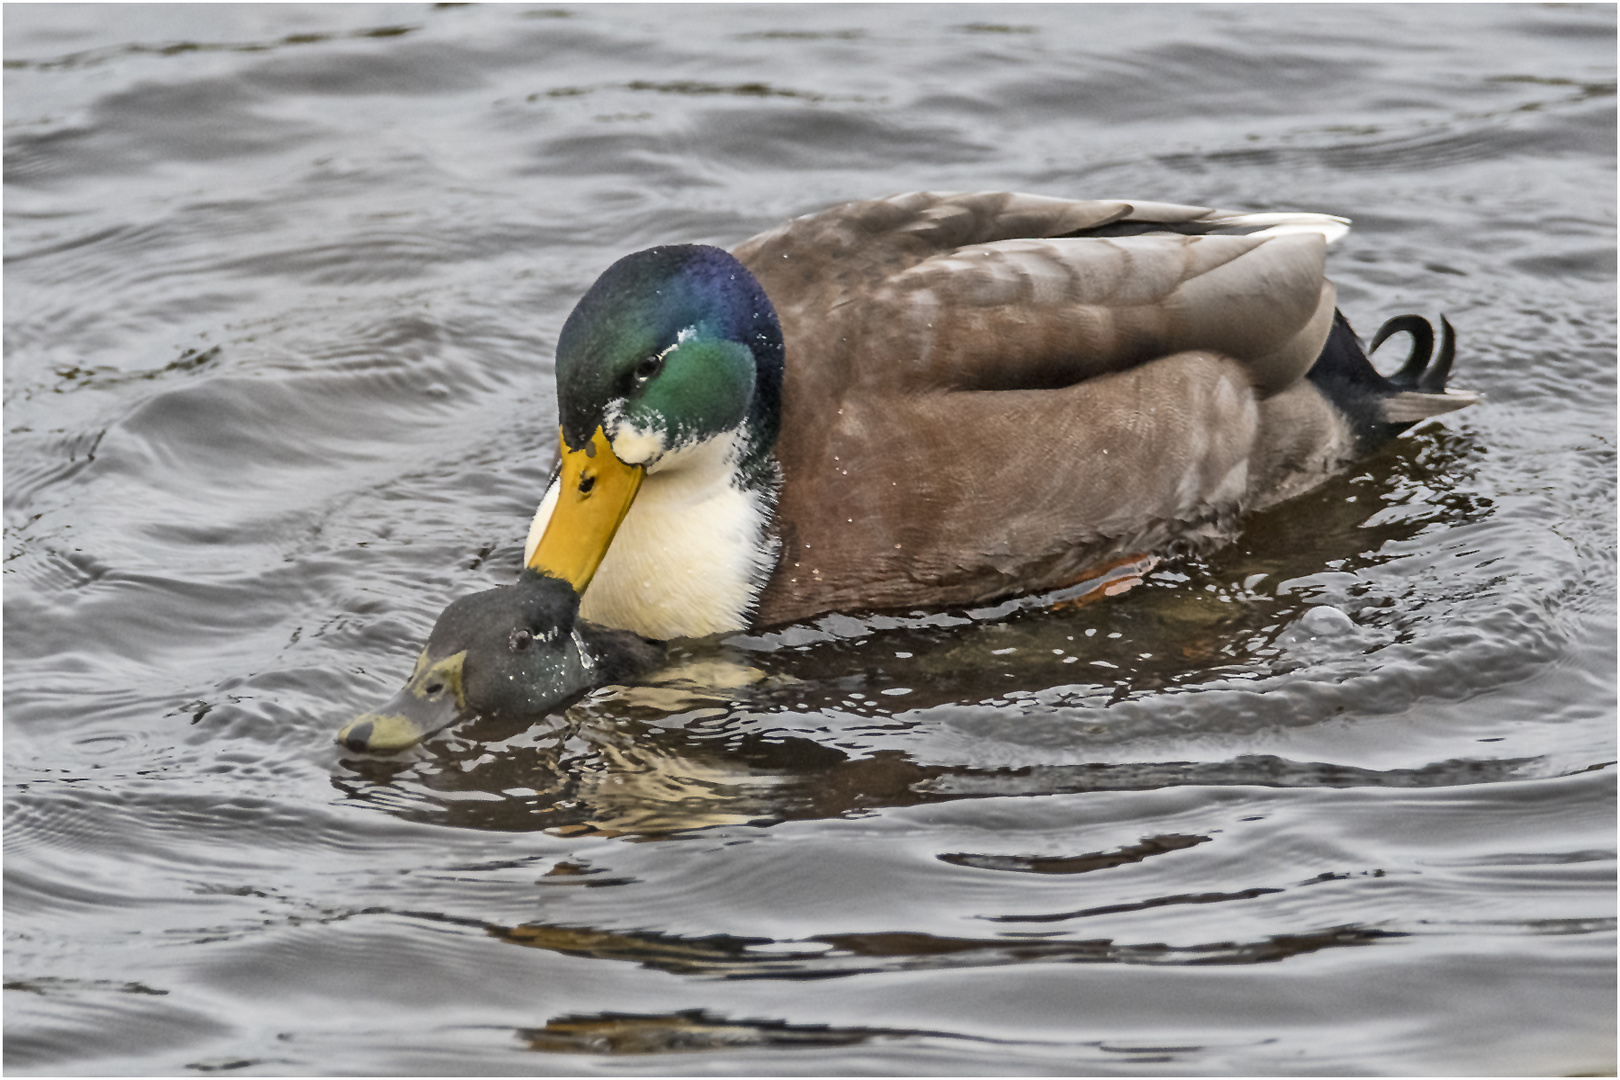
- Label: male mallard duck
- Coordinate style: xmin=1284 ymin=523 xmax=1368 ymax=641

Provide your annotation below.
xmin=524 ymin=191 xmax=1477 ymax=640
xmin=337 ymin=572 xmax=661 ymax=753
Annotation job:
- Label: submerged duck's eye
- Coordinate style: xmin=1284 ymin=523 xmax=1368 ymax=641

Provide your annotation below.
xmin=635 ymin=354 xmax=664 ymax=382
xmin=510 ymin=628 xmax=533 ymax=652
xmin=425 ymin=680 xmax=445 ymax=695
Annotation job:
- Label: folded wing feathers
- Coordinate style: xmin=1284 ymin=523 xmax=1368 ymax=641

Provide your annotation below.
xmin=1198 ymin=210 xmax=1352 ymax=244
xmin=883 ymin=230 xmax=1333 ymax=395
xmin=737 ymin=192 xmax=1357 ymax=400
xmin=876 ymin=192 xmax=1353 ymax=245
xmin=884 ymin=191 xmax=1136 ymax=250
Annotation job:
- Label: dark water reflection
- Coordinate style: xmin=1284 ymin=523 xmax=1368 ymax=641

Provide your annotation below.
xmin=5 ymin=3 xmax=1615 ymax=1075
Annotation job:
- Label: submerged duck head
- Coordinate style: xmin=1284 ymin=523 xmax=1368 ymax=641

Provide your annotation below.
xmin=337 ymin=571 xmax=650 ymax=754
xmin=529 ymin=244 xmax=784 ymax=593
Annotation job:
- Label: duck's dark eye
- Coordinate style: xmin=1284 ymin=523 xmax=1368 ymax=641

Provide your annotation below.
xmin=635 ymin=354 xmax=664 ymax=381
xmin=510 ymin=628 xmax=533 ymax=652
xmin=425 ymin=681 xmax=445 ymax=695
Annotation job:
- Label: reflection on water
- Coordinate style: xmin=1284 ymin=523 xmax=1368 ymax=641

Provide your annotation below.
xmin=491 ymin=918 xmax=1401 ymax=980
xmin=520 ymin=1008 xmax=912 ymax=1055
xmin=334 ymin=701 xmax=1537 ymax=839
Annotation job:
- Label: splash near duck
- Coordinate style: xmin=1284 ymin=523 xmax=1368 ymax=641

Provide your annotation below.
xmin=343 ymin=191 xmax=1476 ymax=751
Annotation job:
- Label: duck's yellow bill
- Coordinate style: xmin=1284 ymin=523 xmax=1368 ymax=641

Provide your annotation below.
xmin=337 ymin=649 xmax=467 ymax=754
xmin=526 ymin=425 xmax=645 ymax=592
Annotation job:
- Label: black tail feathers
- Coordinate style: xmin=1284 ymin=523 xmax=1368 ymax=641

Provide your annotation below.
xmin=1369 ymin=313 xmax=1457 ymax=394
xmin=1307 ymin=310 xmax=1478 ymax=449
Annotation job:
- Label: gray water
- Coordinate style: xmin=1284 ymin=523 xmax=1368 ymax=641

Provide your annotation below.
xmin=4 ymin=4 xmax=1615 ymax=1075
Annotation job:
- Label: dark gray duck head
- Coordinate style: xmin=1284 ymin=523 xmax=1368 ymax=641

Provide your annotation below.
xmin=337 ymin=570 xmax=661 ymax=753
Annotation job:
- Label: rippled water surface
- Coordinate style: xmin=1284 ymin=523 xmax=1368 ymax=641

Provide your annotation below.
xmin=5 ymin=3 xmax=1616 ymax=1074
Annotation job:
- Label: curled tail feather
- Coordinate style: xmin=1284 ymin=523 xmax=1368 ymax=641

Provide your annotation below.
xmin=1370 ymin=314 xmax=1435 ymax=388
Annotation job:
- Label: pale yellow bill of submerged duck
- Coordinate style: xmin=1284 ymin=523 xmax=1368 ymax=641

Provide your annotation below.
xmin=525 ymin=190 xmax=1478 ymax=641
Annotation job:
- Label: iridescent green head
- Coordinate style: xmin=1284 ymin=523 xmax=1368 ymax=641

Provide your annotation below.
xmin=554 ymin=244 xmax=783 ymax=474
